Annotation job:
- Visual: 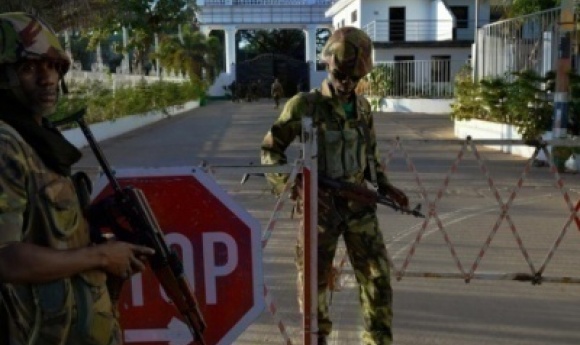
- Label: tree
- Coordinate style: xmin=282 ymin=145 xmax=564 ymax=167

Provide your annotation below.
xmin=0 ymin=0 xmax=114 ymax=31
xmin=237 ymin=29 xmax=305 ymax=61
xmin=88 ymin=0 xmax=196 ymax=75
xmin=493 ymin=0 xmax=560 ymax=19
xmin=154 ymin=24 xmax=222 ymax=84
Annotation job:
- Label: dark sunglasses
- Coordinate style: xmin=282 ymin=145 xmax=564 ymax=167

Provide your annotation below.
xmin=331 ymin=69 xmax=362 ymax=84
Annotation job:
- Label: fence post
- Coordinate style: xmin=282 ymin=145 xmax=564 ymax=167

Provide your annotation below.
xmin=301 ymin=117 xmax=318 ymax=345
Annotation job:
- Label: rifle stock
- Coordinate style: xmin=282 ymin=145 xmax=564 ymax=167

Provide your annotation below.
xmin=58 ymin=110 xmax=207 ymax=344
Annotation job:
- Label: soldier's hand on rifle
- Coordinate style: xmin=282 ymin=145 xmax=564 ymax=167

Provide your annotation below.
xmin=379 ymin=184 xmax=409 ymax=209
xmin=289 ymin=173 xmax=304 ymax=201
xmin=96 ymin=241 xmax=155 ymax=279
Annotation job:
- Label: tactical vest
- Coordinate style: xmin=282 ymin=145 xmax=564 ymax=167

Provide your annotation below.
xmin=0 ymin=123 xmax=119 ymax=345
xmin=303 ymin=91 xmax=377 ymax=184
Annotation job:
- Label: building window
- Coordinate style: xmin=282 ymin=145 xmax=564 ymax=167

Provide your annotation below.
xmin=450 ymin=6 xmax=469 ymax=29
xmin=341 ymin=19 xmax=345 ymax=27
xmin=351 ymin=10 xmax=358 ymax=23
xmin=431 ymin=55 xmax=451 ymax=82
xmin=394 ymin=56 xmax=414 ymax=95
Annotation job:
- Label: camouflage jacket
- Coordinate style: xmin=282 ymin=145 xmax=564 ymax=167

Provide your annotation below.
xmin=271 ymin=81 xmax=284 ymax=97
xmin=261 ymin=79 xmax=390 ymax=195
xmin=0 ymin=121 xmax=120 ymax=345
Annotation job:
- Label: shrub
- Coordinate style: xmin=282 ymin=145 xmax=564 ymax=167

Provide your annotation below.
xmin=451 ymin=68 xmax=557 ymax=140
xmin=50 ymin=79 xmax=205 ymax=126
xmin=450 ymin=65 xmax=482 ymax=120
xmin=506 ymin=70 xmax=553 ymax=140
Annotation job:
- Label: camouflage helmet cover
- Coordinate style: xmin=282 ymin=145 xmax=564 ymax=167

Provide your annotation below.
xmin=321 ymin=27 xmax=373 ymax=77
xmin=0 ymin=12 xmax=70 ymax=73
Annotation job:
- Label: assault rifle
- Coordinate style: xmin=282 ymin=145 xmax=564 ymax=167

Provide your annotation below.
xmin=317 ymin=176 xmax=425 ymax=218
xmin=240 ymin=172 xmax=425 ymax=218
xmin=54 ymin=110 xmax=207 ymax=345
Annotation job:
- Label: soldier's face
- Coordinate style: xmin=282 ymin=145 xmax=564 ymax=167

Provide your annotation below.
xmin=328 ymin=65 xmax=361 ymax=99
xmin=12 ymin=59 xmax=62 ymax=118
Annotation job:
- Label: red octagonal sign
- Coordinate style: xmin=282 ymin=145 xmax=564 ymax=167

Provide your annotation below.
xmin=92 ymin=167 xmax=265 ymax=345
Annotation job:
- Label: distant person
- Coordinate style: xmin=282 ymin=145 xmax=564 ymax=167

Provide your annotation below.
xmin=297 ymin=79 xmax=304 ymax=94
xmin=229 ymin=80 xmax=239 ymax=102
xmin=246 ymin=80 xmax=258 ymax=102
xmin=246 ymin=80 xmax=256 ymax=102
xmin=257 ymin=79 xmax=263 ymax=100
xmin=271 ymin=78 xmax=284 ymax=109
xmin=236 ymin=82 xmax=245 ymax=102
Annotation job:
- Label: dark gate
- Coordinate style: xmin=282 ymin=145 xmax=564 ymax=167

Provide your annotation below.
xmin=236 ymin=53 xmax=309 ymax=98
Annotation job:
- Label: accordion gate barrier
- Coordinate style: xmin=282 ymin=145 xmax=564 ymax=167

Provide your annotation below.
xmin=205 ymin=131 xmax=580 ymax=345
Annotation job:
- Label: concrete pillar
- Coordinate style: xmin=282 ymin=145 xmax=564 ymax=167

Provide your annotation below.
xmin=122 ymin=27 xmax=130 ymax=74
xmin=224 ymin=25 xmax=237 ymax=74
xmin=304 ymin=25 xmax=318 ymax=83
xmin=154 ymin=33 xmax=160 ymax=77
xmin=95 ymin=43 xmax=103 ymax=72
xmin=63 ymin=30 xmax=73 ymax=60
xmin=304 ymin=25 xmax=317 ymax=65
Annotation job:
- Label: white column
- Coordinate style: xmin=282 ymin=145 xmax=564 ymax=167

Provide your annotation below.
xmin=304 ymin=25 xmax=317 ymax=65
xmin=95 ymin=44 xmax=103 ymax=72
xmin=154 ymin=33 xmax=160 ymax=77
xmin=122 ymin=27 xmax=130 ymax=74
xmin=224 ymin=25 xmax=237 ymax=74
xmin=63 ymin=30 xmax=72 ymax=60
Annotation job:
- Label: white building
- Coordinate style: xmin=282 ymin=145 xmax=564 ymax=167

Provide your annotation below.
xmin=197 ymin=0 xmax=494 ymax=106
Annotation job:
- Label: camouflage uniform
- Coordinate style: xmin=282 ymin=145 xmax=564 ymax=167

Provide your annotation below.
xmin=0 ymin=13 xmax=121 ymax=345
xmin=261 ymin=27 xmax=394 ymax=345
xmin=271 ymin=79 xmax=284 ymax=109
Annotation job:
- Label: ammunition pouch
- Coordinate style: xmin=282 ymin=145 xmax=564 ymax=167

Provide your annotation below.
xmin=71 ymin=171 xmax=93 ymax=212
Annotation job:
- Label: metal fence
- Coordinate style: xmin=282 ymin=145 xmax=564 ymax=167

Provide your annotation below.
xmin=197 ymin=4 xmax=331 ymax=24
xmin=358 ymin=59 xmax=468 ymax=98
xmin=202 ymin=0 xmax=332 ymax=5
xmin=475 ymin=7 xmax=563 ymax=80
xmin=363 ymin=19 xmax=489 ymax=42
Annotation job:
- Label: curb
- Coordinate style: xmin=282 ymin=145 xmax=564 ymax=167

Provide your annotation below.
xmin=62 ymin=100 xmax=200 ymax=149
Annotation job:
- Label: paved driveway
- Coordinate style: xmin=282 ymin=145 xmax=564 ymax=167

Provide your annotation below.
xmin=76 ymin=99 xmax=580 ymax=345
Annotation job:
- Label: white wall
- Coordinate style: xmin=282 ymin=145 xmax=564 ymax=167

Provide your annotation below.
xmin=374 ymin=47 xmax=471 ymax=62
xmin=372 ymin=97 xmax=452 ymax=113
xmin=444 ymin=0 xmax=491 ymax=32
xmin=360 ymin=0 xmax=384 ymax=27
xmin=434 ymin=0 xmax=454 ymax=40
xmin=333 ymin=0 xmax=361 ymax=28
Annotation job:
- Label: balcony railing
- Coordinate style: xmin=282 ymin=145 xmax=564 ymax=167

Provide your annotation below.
xmin=358 ymin=59 xmax=468 ymax=98
xmin=201 ymin=0 xmax=333 ymax=5
xmin=363 ymin=19 xmax=488 ymax=42
xmin=198 ymin=4 xmax=331 ymax=24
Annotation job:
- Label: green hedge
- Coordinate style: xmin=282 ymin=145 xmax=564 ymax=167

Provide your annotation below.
xmin=450 ymin=66 xmax=556 ymax=140
xmin=49 ymin=79 xmax=204 ymax=126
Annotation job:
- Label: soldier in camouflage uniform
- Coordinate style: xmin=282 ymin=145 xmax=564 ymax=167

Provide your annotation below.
xmin=261 ymin=27 xmax=408 ymax=345
xmin=0 ymin=12 xmax=154 ymax=345
xmin=271 ymin=78 xmax=284 ymax=109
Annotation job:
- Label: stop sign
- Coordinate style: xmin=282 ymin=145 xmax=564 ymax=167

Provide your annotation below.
xmin=92 ymin=166 xmax=265 ymax=345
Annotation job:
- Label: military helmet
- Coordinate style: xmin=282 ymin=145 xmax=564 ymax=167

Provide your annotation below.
xmin=321 ymin=27 xmax=373 ymax=77
xmin=0 ymin=12 xmax=70 ymax=73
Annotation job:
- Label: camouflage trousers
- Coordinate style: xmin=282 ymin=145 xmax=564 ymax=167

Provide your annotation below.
xmin=296 ymin=200 xmax=393 ymax=345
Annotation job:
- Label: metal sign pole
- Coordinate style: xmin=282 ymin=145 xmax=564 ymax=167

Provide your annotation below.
xmin=302 ymin=117 xmax=318 ymax=345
